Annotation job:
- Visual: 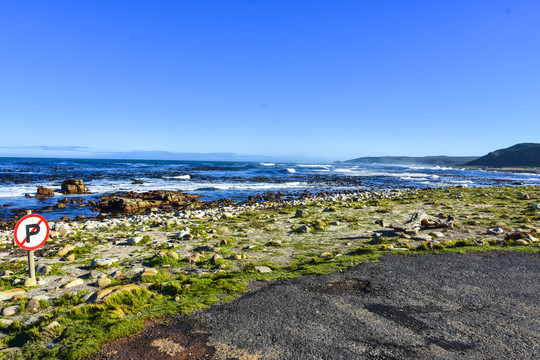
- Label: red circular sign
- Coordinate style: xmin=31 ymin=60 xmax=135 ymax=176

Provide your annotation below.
xmin=14 ymin=214 xmax=50 ymax=250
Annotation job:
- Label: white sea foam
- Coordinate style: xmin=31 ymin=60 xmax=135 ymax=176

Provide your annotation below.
xmin=169 ymin=175 xmax=191 ymax=180
xmin=260 ymin=163 xmax=275 ymax=166
xmin=286 ymin=168 xmax=296 ymax=173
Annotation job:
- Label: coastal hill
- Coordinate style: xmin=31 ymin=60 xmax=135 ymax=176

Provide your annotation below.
xmin=338 ymin=156 xmax=478 ymax=166
xmin=465 ymin=143 xmax=540 ymax=167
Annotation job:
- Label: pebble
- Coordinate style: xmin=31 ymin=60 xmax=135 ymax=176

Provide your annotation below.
xmin=36 ymin=264 xmax=52 ymax=275
xmin=296 ymin=225 xmax=311 ymax=233
xmin=127 ymin=236 xmax=142 ymax=245
xmin=412 ymin=234 xmax=433 ymax=241
xmin=43 ymin=321 xmax=61 ymax=332
xmin=0 ymin=319 xmax=14 ymax=326
xmin=0 ymin=288 xmax=26 ymax=302
xmin=96 ymin=277 xmax=112 ymax=288
xmin=429 ymin=232 xmax=444 ymax=238
xmin=2 ymin=305 xmax=21 ymax=317
xmin=27 ymin=298 xmax=41 ymax=312
xmin=91 ymin=259 xmax=113 ymax=268
xmin=254 ymin=266 xmax=273 ymax=273
xmin=141 ymin=268 xmax=158 ymax=276
xmin=63 ymin=278 xmax=84 ymax=288
xmin=487 ymin=227 xmax=504 ymax=235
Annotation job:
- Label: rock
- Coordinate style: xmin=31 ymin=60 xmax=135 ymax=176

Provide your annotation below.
xmin=487 ymin=227 xmax=504 ymax=235
xmin=26 ymin=298 xmax=40 ymax=312
xmin=184 ymin=254 xmax=200 ymax=263
xmin=61 ymin=179 xmax=89 ymax=194
xmin=413 ymin=234 xmax=433 ymax=241
xmin=210 ymin=254 xmax=223 ymax=265
xmin=220 ymin=212 xmax=233 ymax=219
xmin=140 ymin=268 xmax=158 ymax=276
xmin=0 ymin=288 xmax=26 ymax=302
xmin=525 ymin=234 xmax=539 ymax=242
xmin=514 ymin=239 xmax=529 ymax=246
xmin=89 ymin=270 xmax=104 ymax=278
xmin=194 ymin=245 xmax=214 ymax=253
xmin=54 ymin=203 xmax=67 ymax=209
xmin=254 ymin=266 xmax=273 ymax=273
xmin=96 ymin=277 xmax=112 ymax=288
xmin=43 ymin=321 xmax=61 ymax=332
xmin=429 ymin=231 xmax=444 ymax=238
xmin=0 ymin=319 xmax=14 ymax=326
xmin=533 ymin=204 xmax=540 ymax=210
xmin=320 ymin=251 xmax=333 ymax=258
xmin=37 ymin=186 xmax=55 ymax=197
xmin=110 ymin=271 xmax=123 ymax=279
xmin=91 ymin=259 xmax=113 ymax=268
xmin=57 ymin=244 xmax=74 ymax=257
xmin=58 ymin=225 xmax=69 ymax=237
xmin=2 ymin=305 xmax=21 ymax=317
xmin=36 ymin=265 xmax=52 ymax=275
xmin=24 ymin=278 xmax=37 ymax=287
xmin=127 ymin=236 xmax=142 ymax=245
xmin=1 ymin=270 xmax=14 ymax=277
xmin=295 ymin=225 xmax=311 ymax=233
xmin=294 ymin=209 xmax=308 ymax=218
xmin=66 ymin=254 xmax=76 ymax=262
xmin=97 ymin=190 xmax=201 ymax=213
xmin=88 ymin=284 xmax=140 ymax=302
xmin=63 ymin=278 xmax=84 ymax=288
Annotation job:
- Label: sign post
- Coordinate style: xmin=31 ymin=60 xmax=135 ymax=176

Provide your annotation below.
xmin=14 ymin=212 xmax=50 ymax=280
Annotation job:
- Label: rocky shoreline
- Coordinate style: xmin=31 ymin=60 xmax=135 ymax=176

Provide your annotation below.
xmin=0 ymin=185 xmax=539 ymax=359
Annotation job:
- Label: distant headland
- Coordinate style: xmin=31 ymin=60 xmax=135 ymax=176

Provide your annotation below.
xmin=339 ymin=143 xmax=540 ymax=168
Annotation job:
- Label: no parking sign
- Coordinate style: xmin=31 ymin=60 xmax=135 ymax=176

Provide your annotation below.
xmin=14 ymin=214 xmax=50 ymax=250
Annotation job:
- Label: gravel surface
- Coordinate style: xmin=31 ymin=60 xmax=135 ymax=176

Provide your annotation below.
xmin=90 ymin=251 xmax=540 ymax=360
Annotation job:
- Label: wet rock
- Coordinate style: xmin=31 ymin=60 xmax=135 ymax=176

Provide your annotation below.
xmin=61 ymin=179 xmax=89 ymax=194
xmin=37 ymin=186 xmax=55 ymax=197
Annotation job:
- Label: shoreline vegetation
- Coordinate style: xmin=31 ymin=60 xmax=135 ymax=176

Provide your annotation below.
xmin=0 ymin=185 xmax=539 ymax=359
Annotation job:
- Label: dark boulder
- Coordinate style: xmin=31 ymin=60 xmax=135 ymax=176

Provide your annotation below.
xmin=61 ymin=179 xmax=90 ymax=194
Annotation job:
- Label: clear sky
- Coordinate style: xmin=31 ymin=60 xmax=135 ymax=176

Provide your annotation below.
xmin=1 ymin=0 xmax=539 ymax=162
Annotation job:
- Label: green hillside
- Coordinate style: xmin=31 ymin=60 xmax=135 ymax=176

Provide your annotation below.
xmin=465 ymin=143 xmax=540 ymax=167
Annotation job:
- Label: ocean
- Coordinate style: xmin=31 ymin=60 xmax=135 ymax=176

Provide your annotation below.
xmin=1 ymin=157 xmax=539 ymax=221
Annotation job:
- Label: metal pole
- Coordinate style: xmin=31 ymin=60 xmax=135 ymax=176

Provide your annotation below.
xmin=26 ymin=210 xmax=35 ymax=280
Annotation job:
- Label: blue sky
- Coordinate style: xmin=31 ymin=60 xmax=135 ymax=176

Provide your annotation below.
xmin=1 ymin=0 xmax=539 ymax=162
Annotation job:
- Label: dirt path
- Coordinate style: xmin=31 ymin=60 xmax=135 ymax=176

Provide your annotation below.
xmin=89 ymin=251 xmax=540 ymax=360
